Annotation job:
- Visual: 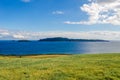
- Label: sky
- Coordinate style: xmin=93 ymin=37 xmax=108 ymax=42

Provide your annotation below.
xmin=0 ymin=0 xmax=120 ymax=40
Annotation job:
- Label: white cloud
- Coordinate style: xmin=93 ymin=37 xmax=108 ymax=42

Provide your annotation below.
xmin=21 ymin=0 xmax=31 ymax=3
xmin=1 ymin=29 xmax=120 ymax=40
xmin=65 ymin=0 xmax=120 ymax=25
xmin=13 ymin=34 xmax=25 ymax=39
xmin=52 ymin=11 xmax=64 ymax=15
xmin=0 ymin=29 xmax=10 ymax=36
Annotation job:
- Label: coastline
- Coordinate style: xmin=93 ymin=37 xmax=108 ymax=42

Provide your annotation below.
xmin=0 ymin=53 xmax=120 ymax=58
xmin=0 ymin=54 xmax=70 ymax=58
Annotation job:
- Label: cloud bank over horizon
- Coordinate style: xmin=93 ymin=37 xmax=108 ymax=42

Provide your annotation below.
xmin=65 ymin=0 xmax=120 ymax=25
xmin=1 ymin=29 xmax=120 ymax=40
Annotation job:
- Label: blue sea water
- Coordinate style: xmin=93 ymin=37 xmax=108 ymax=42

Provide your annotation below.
xmin=0 ymin=41 xmax=120 ymax=55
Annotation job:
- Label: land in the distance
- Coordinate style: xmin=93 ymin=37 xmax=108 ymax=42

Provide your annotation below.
xmin=39 ymin=37 xmax=109 ymax=42
xmin=0 ymin=53 xmax=120 ymax=80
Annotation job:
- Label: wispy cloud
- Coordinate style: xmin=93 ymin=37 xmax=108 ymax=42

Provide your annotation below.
xmin=21 ymin=0 xmax=31 ymax=3
xmin=52 ymin=11 xmax=64 ymax=15
xmin=1 ymin=29 xmax=120 ymax=40
xmin=65 ymin=0 xmax=120 ymax=25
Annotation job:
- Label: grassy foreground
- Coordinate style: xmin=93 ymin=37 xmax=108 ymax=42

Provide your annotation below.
xmin=0 ymin=54 xmax=120 ymax=80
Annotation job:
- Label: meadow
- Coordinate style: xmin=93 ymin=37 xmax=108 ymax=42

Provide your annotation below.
xmin=0 ymin=53 xmax=120 ymax=80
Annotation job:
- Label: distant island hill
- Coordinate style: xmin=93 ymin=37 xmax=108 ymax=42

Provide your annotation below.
xmin=38 ymin=37 xmax=109 ymax=42
xmin=17 ymin=40 xmax=31 ymax=42
xmin=17 ymin=37 xmax=109 ymax=42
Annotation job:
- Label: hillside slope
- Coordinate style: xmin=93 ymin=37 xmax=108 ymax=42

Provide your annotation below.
xmin=0 ymin=53 xmax=120 ymax=80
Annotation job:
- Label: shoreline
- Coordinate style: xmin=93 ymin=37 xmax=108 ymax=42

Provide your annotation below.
xmin=1 ymin=52 xmax=120 ymax=56
xmin=0 ymin=54 xmax=70 ymax=58
xmin=0 ymin=53 xmax=120 ymax=58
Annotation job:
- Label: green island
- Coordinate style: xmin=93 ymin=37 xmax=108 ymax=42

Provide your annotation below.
xmin=0 ymin=53 xmax=120 ymax=80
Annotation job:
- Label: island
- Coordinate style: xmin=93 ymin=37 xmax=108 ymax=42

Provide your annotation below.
xmin=39 ymin=37 xmax=109 ymax=42
xmin=17 ymin=40 xmax=31 ymax=42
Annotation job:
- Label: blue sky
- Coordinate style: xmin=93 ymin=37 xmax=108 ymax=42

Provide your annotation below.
xmin=0 ymin=0 xmax=120 ymax=40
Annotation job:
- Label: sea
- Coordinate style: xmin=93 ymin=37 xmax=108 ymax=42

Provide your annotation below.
xmin=0 ymin=41 xmax=120 ymax=55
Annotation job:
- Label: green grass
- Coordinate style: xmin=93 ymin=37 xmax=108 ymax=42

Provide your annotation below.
xmin=0 ymin=53 xmax=120 ymax=80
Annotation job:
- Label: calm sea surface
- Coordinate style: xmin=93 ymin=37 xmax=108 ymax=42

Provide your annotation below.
xmin=0 ymin=41 xmax=120 ymax=55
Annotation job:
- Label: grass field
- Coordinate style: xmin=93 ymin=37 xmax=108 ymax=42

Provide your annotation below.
xmin=0 ymin=53 xmax=120 ymax=80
